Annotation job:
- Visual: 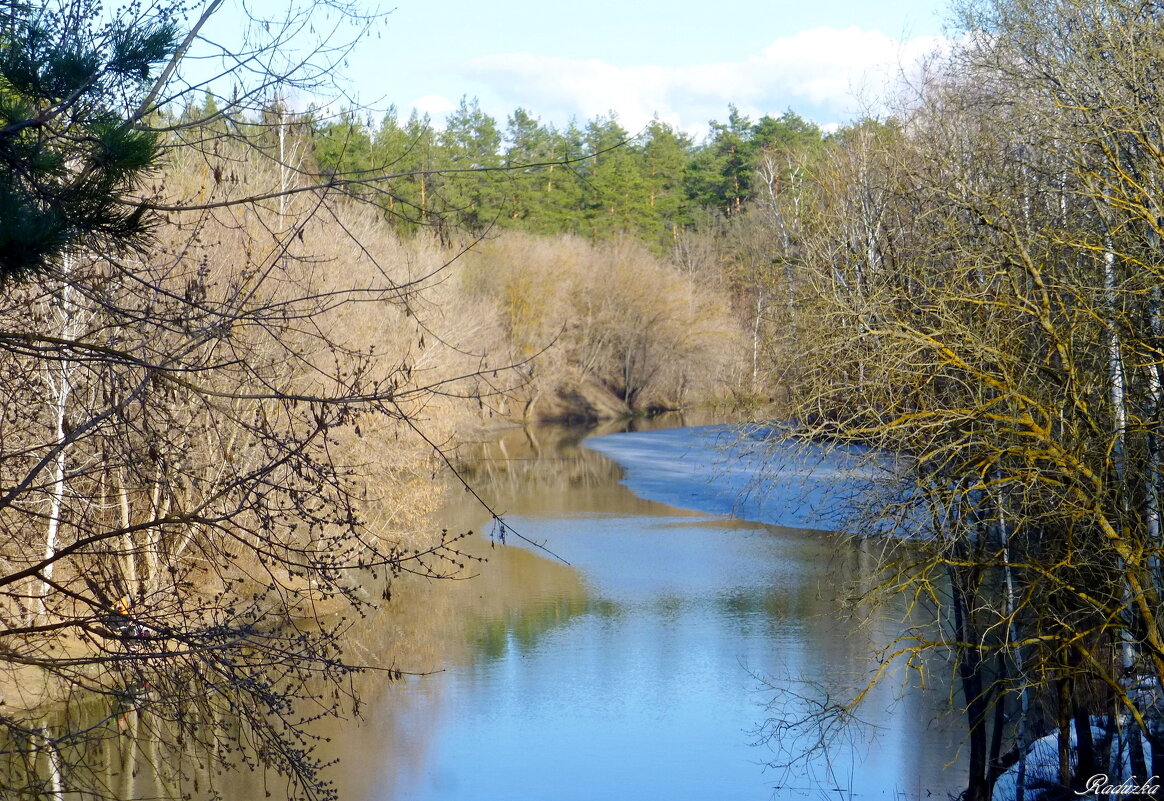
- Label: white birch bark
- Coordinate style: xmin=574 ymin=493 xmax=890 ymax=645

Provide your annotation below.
xmin=38 ymin=257 xmax=80 ymax=621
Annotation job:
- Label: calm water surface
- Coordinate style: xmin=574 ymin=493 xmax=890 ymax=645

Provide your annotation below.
xmin=355 ymin=423 xmax=966 ymax=801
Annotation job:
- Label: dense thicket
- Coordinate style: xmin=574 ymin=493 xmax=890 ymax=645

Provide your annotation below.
xmin=304 ymin=99 xmax=832 ymax=409
xmin=0 ymin=3 xmax=514 ymax=799
xmin=762 ymin=1 xmax=1164 ymax=798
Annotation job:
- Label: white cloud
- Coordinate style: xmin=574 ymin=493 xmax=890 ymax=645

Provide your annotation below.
xmin=411 ymin=93 xmax=457 ymax=121
xmin=462 ymin=27 xmax=952 ymax=137
xmin=750 ymin=27 xmax=951 ymax=112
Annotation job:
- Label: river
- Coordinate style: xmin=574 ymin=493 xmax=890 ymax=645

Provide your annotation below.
xmin=315 ymin=420 xmax=968 ymax=801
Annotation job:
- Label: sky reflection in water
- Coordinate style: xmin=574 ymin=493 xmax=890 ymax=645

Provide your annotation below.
xmin=378 ymin=426 xmax=962 ymax=801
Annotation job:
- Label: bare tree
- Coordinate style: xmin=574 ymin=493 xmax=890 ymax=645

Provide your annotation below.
xmin=760 ymin=2 xmax=1164 ymax=797
xmin=0 ymin=1 xmax=522 ymax=798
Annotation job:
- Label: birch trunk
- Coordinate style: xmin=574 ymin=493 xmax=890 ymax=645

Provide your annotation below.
xmin=38 ymin=259 xmax=79 ymax=621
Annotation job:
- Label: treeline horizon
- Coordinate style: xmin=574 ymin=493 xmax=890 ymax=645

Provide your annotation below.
xmin=227 ymin=95 xmax=835 ymax=248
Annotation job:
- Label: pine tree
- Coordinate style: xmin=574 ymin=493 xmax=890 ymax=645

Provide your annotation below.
xmin=0 ymin=0 xmax=179 ymax=281
xmin=440 ymin=96 xmax=503 ymax=232
xmin=640 ymin=119 xmax=693 ymax=244
xmin=311 ymin=108 xmax=375 ymax=181
xmin=580 ymin=113 xmax=651 ymax=239
xmin=501 ymin=108 xmax=582 ymax=233
xmin=684 ymin=105 xmax=754 ymax=216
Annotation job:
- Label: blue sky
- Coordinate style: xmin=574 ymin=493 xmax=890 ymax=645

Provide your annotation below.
xmin=197 ymin=0 xmax=955 ymax=138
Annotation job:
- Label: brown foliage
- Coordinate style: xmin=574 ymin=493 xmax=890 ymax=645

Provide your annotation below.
xmin=459 ymin=232 xmax=746 ymax=416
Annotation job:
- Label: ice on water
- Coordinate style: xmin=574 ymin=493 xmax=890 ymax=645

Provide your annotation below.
xmin=584 ymin=424 xmax=910 ymax=533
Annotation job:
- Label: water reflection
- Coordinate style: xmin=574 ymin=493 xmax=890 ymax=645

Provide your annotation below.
xmin=472 ymin=595 xmax=598 ymax=661
xmin=368 ymin=421 xmax=966 ymax=801
xmin=5 ymin=418 xmax=965 ymax=800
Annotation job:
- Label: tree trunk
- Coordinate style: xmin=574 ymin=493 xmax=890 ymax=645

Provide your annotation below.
xmin=952 ymin=564 xmax=990 ymax=801
xmin=39 ymin=262 xmax=79 ymax=622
